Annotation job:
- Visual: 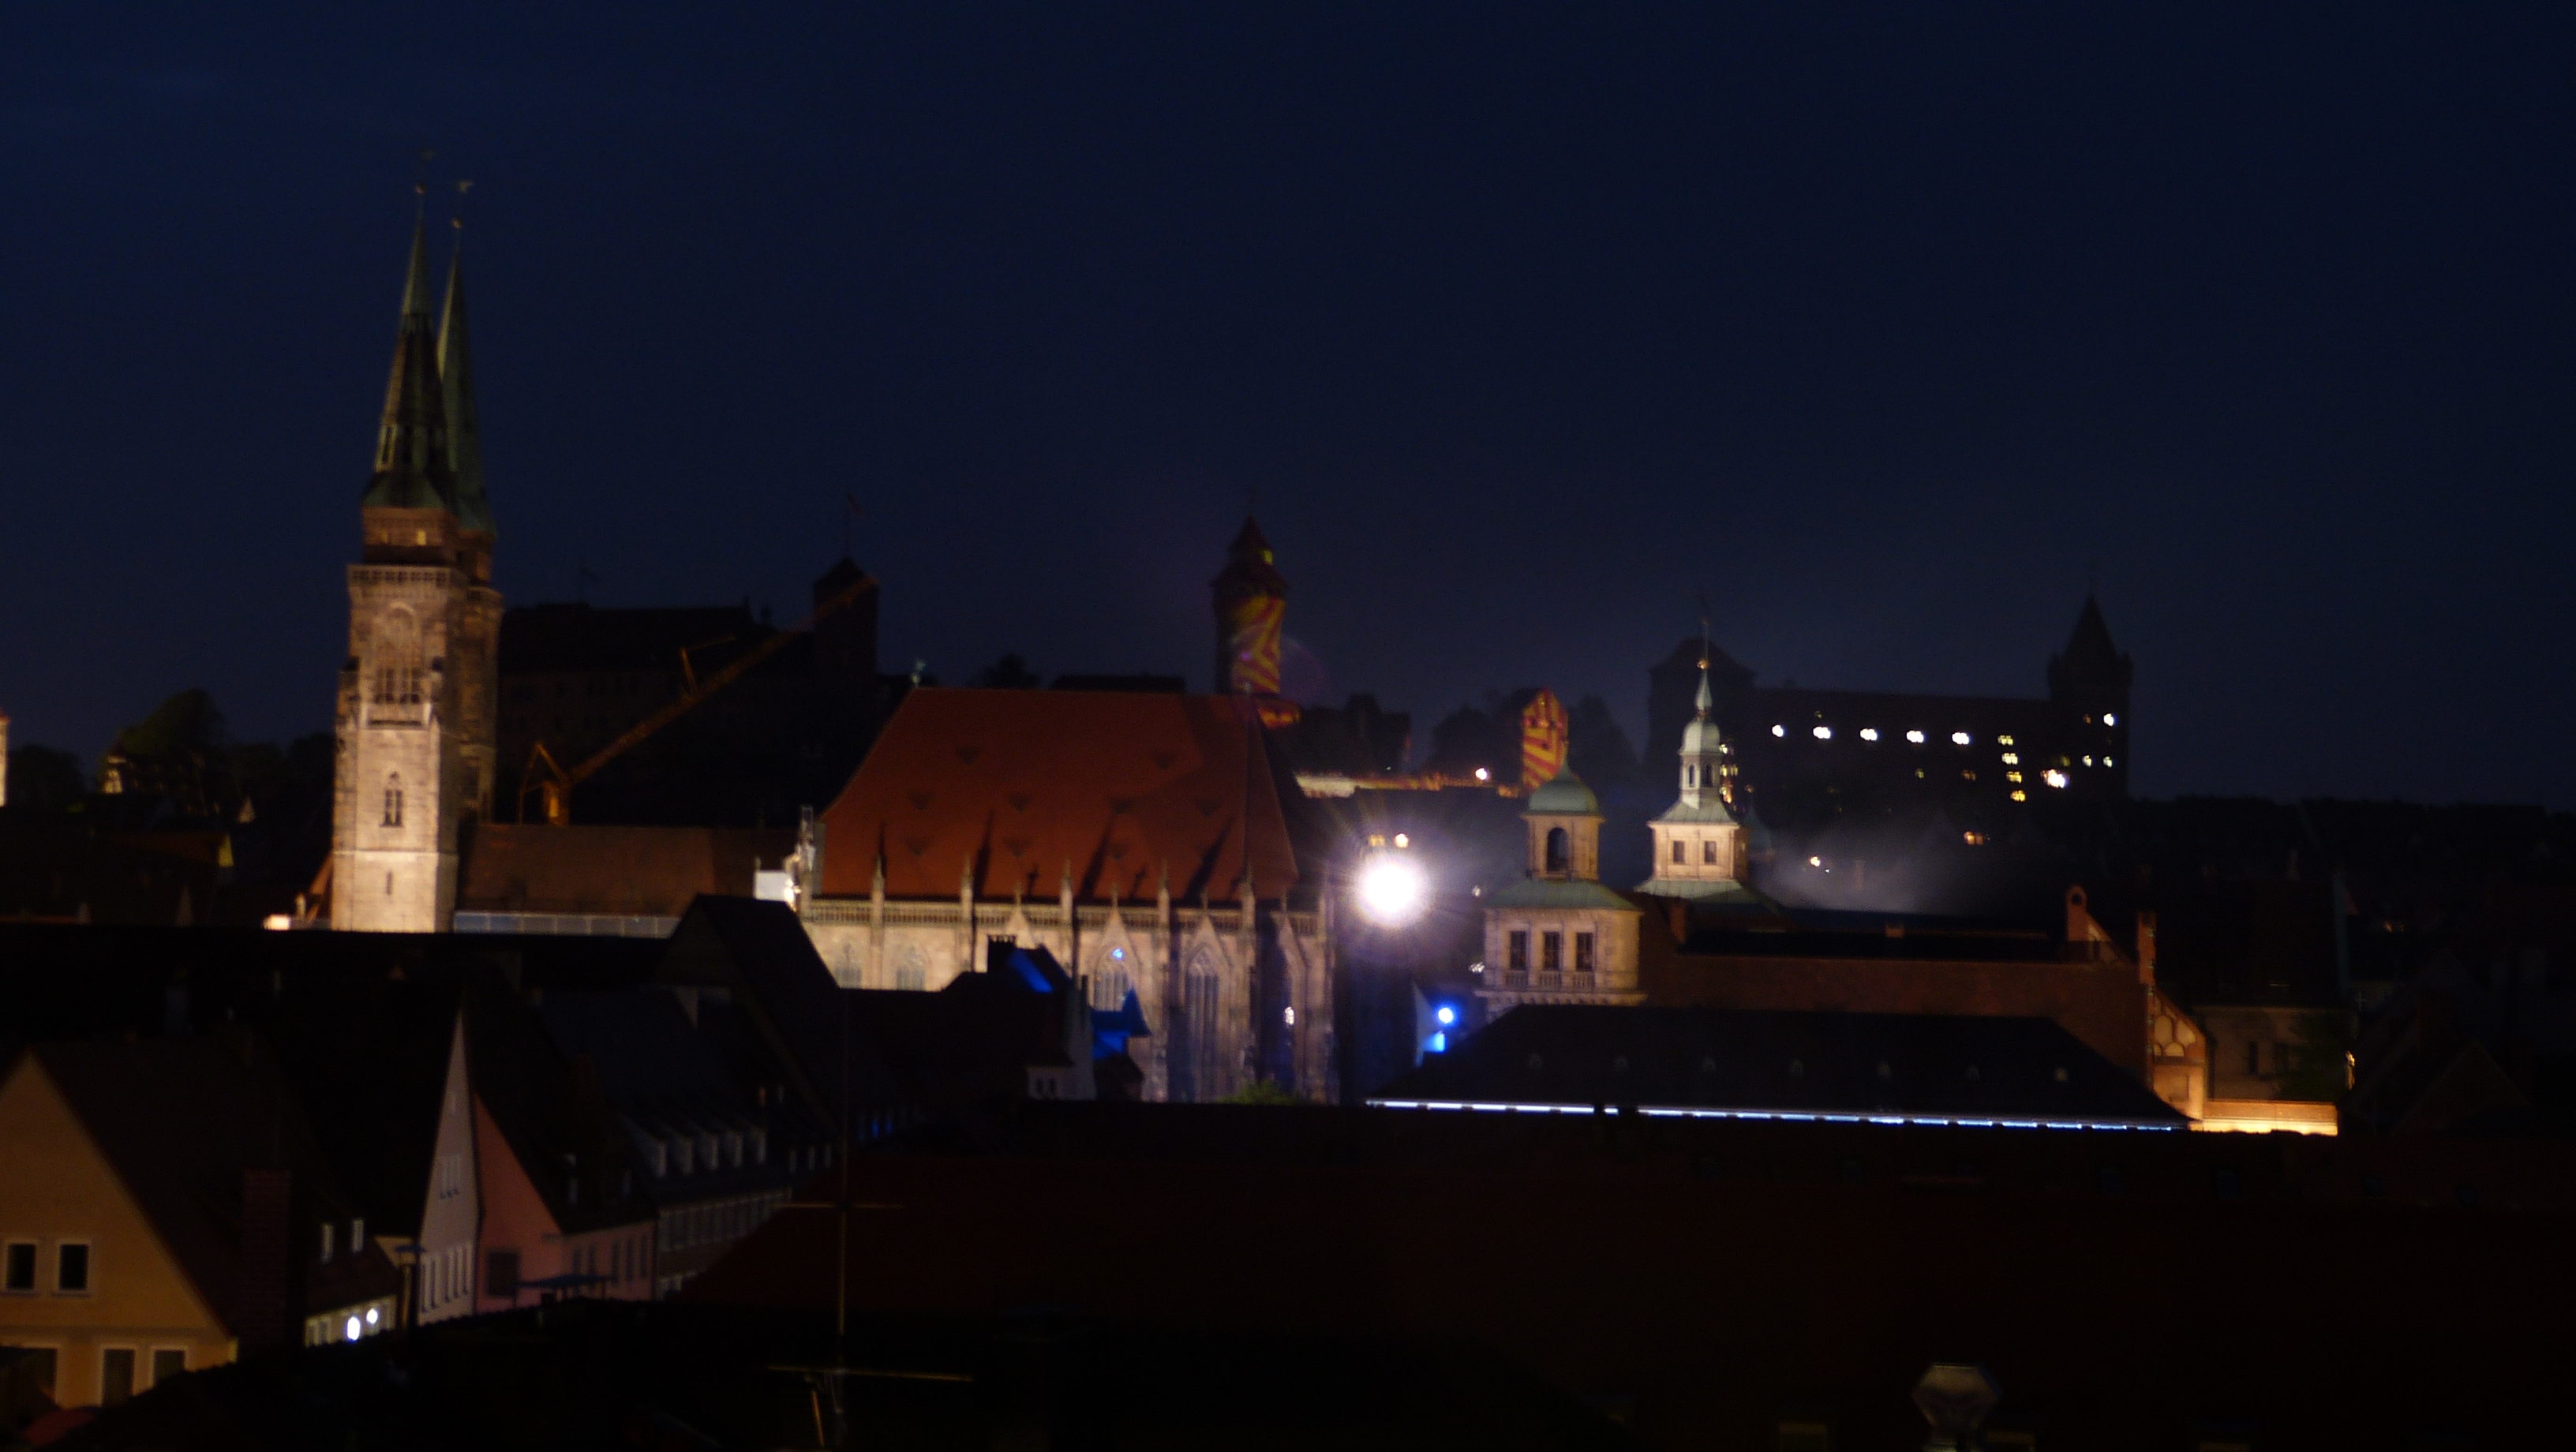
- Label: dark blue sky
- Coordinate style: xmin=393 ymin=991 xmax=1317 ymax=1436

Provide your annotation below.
xmin=2 ymin=3 xmax=2570 ymax=805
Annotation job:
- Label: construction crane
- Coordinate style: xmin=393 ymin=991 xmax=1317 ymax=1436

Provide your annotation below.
xmin=518 ymin=571 xmax=875 ymax=825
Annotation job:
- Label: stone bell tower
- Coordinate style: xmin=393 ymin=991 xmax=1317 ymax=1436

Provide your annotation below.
xmin=329 ymin=215 xmax=500 ymax=931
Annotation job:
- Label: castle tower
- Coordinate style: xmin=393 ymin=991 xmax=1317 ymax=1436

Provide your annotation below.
xmin=2047 ymin=596 xmax=2132 ymax=796
xmin=1638 ymin=657 xmax=1750 ymax=897
xmin=1211 ymin=517 xmax=1287 ymax=696
xmin=330 ymin=218 xmax=501 ymax=931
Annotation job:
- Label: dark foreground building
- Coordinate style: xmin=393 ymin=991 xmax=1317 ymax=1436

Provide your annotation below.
xmin=37 ymin=1301 xmax=1645 ymax=1452
xmin=686 ymin=1100 xmax=2573 ymax=1452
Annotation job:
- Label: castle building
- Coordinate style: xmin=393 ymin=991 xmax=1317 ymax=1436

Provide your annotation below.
xmin=1646 ymin=599 xmax=2134 ymax=824
xmin=799 ymin=687 xmax=1337 ymax=1103
xmin=329 ymin=221 xmax=501 ymax=931
xmin=1476 ymin=773 xmax=1646 ymax=1014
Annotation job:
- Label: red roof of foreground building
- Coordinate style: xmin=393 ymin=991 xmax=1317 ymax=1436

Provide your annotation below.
xmin=819 ymin=689 xmax=1299 ymax=903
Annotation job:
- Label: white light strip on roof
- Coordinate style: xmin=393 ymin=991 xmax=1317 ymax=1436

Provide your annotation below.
xmin=1364 ymin=1098 xmax=2180 ymax=1132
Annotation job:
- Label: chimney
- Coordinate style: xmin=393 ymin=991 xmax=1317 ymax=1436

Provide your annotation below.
xmin=236 ymin=1169 xmax=297 ymax=1355
xmin=2065 ymin=886 xmax=2108 ymax=959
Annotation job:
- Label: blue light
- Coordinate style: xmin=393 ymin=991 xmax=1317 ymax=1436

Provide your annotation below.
xmin=1109 ymin=947 xmax=1125 ymax=961
xmin=1428 ymin=1032 xmax=1447 ymax=1053
xmin=1434 ymin=1005 xmax=1457 ymax=1026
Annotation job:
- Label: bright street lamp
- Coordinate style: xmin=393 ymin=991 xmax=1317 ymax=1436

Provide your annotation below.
xmin=1355 ymin=851 xmax=1429 ymax=927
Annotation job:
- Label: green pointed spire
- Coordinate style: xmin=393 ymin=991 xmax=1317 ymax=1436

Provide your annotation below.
xmin=360 ymin=218 xmax=459 ymax=514
xmin=438 ymin=233 xmax=494 ymax=535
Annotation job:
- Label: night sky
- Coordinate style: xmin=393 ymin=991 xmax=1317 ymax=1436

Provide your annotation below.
xmin=3 ymin=3 xmax=2570 ymax=806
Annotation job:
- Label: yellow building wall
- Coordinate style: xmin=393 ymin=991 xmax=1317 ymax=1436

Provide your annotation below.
xmin=0 ymin=1061 xmax=230 ymax=1407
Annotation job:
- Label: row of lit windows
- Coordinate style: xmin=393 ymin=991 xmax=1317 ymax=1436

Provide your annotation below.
xmin=1767 ymin=717 xmax=2117 ymax=746
xmin=1504 ymin=928 xmax=1597 ymax=973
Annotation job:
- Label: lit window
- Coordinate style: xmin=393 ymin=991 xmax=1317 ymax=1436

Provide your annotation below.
xmin=1811 ymin=725 xmax=1833 ymax=741
xmin=1905 ymin=730 xmax=1926 ymax=744
xmin=2082 ymin=755 xmax=2094 ymax=767
xmin=1951 ymin=732 xmax=1971 ymax=746
xmin=2010 ymin=790 xmax=2027 ymax=802
xmin=2104 ymin=757 xmax=2114 ymax=766
xmin=2104 ymin=713 xmax=2117 ymax=726
xmin=2043 ymin=769 xmax=2069 ymax=789
xmin=1998 ymin=734 xmax=2016 ymax=746
xmin=2001 ymin=753 xmax=2019 ymax=765
xmin=1807 ymin=855 xmax=1822 ymax=867
xmin=1770 ymin=724 xmax=1786 ymax=738
xmin=2005 ymin=771 xmax=2023 ymax=784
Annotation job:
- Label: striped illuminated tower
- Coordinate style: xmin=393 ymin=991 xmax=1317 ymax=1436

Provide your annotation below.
xmin=1518 ymin=688 xmax=1568 ymax=791
xmin=1211 ymin=517 xmax=1288 ymax=698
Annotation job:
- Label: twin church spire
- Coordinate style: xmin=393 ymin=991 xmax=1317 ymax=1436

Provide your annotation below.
xmin=360 ymin=215 xmax=489 ymax=541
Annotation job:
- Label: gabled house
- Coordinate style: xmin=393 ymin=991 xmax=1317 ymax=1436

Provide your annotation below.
xmin=0 ymin=1035 xmax=400 ymax=1409
xmin=261 ymin=973 xmax=482 ymax=1324
xmin=536 ymin=990 xmax=797 ymax=1298
xmin=461 ymin=974 xmax=659 ymax=1312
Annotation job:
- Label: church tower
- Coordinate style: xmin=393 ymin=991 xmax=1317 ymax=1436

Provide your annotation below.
xmin=330 ymin=217 xmax=501 ymax=932
xmin=1639 ymin=657 xmax=1750 ymax=898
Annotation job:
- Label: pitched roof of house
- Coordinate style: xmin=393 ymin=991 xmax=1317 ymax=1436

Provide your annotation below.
xmin=459 ymin=968 xmax=654 ymax=1236
xmin=459 ymin=823 xmax=796 ymax=918
xmin=657 ymin=896 xmax=900 ymax=1126
xmin=262 ymin=972 xmax=466 ymax=1240
xmin=22 ymin=1033 xmax=400 ymax=1330
xmin=1373 ymin=1005 xmax=2185 ymax=1128
xmin=818 ymin=689 xmax=1301 ymax=903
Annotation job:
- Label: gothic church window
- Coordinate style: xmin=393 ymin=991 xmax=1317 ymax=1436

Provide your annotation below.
xmin=373 ymin=610 xmax=425 ymax=709
xmin=383 ymin=776 xmax=404 ymax=828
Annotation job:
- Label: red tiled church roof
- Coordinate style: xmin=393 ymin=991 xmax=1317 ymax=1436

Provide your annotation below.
xmin=818 ymin=689 xmax=1299 ymax=903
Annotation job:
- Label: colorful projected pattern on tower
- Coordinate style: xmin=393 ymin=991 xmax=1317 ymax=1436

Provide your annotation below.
xmin=1222 ymin=594 xmax=1286 ymax=695
xmin=1520 ymin=688 xmax=1568 ymax=790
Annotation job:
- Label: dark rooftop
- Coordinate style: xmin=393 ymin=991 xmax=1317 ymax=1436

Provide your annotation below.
xmin=1374 ymin=1005 xmax=2186 ymax=1128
